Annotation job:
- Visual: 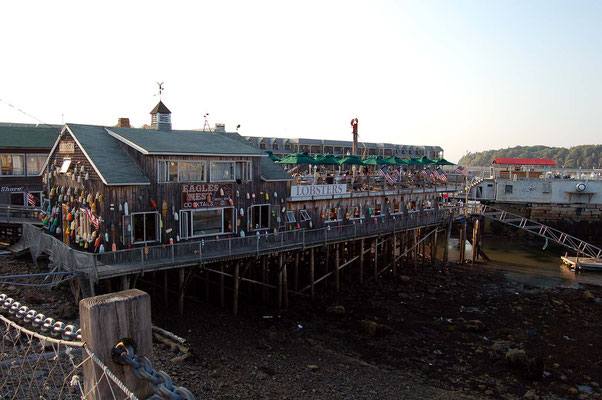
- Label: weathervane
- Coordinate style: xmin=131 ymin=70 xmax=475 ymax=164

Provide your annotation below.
xmin=157 ymin=82 xmax=164 ymax=99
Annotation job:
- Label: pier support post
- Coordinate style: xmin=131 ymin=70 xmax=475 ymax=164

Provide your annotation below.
xmin=392 ymin=234 xmax=398 ymax=277
xmin=178 ymin=268 xmax=185 ymax=315
xmin=359 ymin=238 xmax=364 ymax=284
xmin=373 ymin=240 xmax=378 ymax=280
xmin=310 ymin=248 xmax=315 ymax=301
xmin=262 ymin=257 xmax=267 ymax=304
xmin=220 ymin=264 xmax=225 ymax=308
xmin=443 ymin=218 xmax=452 ymax=268
xmin=335 ymin=243 xmax=340 ymax=293
xmin=80 ymin=289 xmax=154 ymax=399
xmin=283 ymin=255 xmax=289 ymax=309
xmin=413 ymin=229 xmax=418 ymax=272
xmin=163 ymin=270 xmax=169 ymax=307
xmin=233 ymin=262 xmax=240 ymax=315
xmin=460 ymin=219 xmax=467 ymax=265
xmin=471 ymin=219 xmax=479 ymax=265
xmin=277 ymin=253 xmax=283 ymax=309
xmin=294 ymin=251 xmax=299 ymax=292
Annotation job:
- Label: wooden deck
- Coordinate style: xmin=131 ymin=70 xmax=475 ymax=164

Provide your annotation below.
xmin=561 ymin=256 xmax=602 ymax=271
xmin=91 ymin=209 xmax=455 ymax=280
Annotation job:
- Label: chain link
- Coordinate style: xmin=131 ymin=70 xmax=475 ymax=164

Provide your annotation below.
xmin=113 ymin=343 xmax=195 ymax=400
xmin=0 ymin=292 xmax=82 ymax=341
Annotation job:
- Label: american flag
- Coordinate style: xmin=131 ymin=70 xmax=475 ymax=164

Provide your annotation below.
xmin=377 ymin=166 xmax=395 ymax=185
xmin=454 ymin=166 xmax=469 ymax=177
xmin=435 ymin=167 xmax=448 ymax=182
xmin=25 ymin=192 xmax=36 ymax=207
xmin=83 ymin=207 xmax=100 ymax=230
xmin=422 ymin=168 xmax=435 ymax=179
xmin=391 ymin=169 xmax=400 ymax=181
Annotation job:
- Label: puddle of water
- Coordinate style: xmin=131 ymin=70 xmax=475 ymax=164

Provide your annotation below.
xmin=441 ymin=237 xmax=602 ymax=289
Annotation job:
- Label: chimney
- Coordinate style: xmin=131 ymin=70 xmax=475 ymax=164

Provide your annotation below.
xmin=214 ymin=123 xmax=226 ymax=132
xmin=149 ymin=101 xmax=172 ymax=131
xmin=116 ymin=118 xmax=131 ymax=128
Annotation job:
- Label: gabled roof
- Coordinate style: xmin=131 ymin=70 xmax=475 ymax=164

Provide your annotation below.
xmin=492 ymin=157 xmax=556 ymax=166
xmin=0 ymin=125 xmax=59 ymax=149
xmin=107 ymin=127 xmax=265 ymax=156
xmin=149 ymin=101 xmax=171 ymax=114
xmin=63 ymin=124 xmax=150 ymax=185
xmin=220 ymin=132 xmax=292 ymax=181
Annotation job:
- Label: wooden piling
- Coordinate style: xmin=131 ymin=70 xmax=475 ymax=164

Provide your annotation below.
xmin=373 ymin=240 xmax=378 ymax=280
xmin=310 ymin=248 xmax=315 ymax=301
xmin=413 ymin=229 xmax=418 ymax=272
xmin=163 ymin=270 xmax=168 ymax=307
xmin=335 ymin=243 xmax=340 ymax=293
xmin=359 ymin=238 xmax=364 ymax=284
xmin=233 ymin=262 xmax=240 ymax=315
xmin=283 ymin=255 xmax=289 ymax=309
xmin=294 ymin=251 xmax=299 ymax=292
xmin=80 ymin=289 xmax=154 ymax=399
xmin=262 ymin=257 xmax=267 ymax=304
xmin=178 ymin=268 xmax=185 ymax=315
xmin=277 ymin=253 xmax=283 ymax=309
xmin=220 ymin=263 xmax=225 ymax=308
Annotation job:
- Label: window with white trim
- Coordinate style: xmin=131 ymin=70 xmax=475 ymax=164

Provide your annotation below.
xmin=158 ymin=160 xmax=206 ymax=183
xmin=210 ymin=161 xmax=235 ymax=182
xmin=300 ymin=209 xmax=311 ymax=221
xmin=248 ymin=204 xmax=270 ymax=230
xmin=59 ymin=158 xmax=72 ymax=173
xmin=26 ymin=154 xmax=48 ymax=175
xmin=286 ymin=211 xmax=296 ymax=223
xmin=180 ymin=207 xmax=234 ymax=238
xmin=1 ymin=154 xmax=25 ymax=176
xmin=130 ymin=212 xmax=160 ymax=244
xmin=327 ymin=207 xmax=341 ymax=222
xmin=235 ymin=161 xmax=251 ymax=181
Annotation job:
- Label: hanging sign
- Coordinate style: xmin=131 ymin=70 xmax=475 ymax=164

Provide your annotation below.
xmin=59 ymin=142 xmax=75 ymax=153
xmin=181 ymin=183 xmax=233 ymax=209
xmin=290 ymin=184 xmax=347 ymax=198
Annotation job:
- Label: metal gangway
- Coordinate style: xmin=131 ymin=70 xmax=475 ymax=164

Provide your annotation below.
xmin=471 ymin=204 xmax=602 ymax=260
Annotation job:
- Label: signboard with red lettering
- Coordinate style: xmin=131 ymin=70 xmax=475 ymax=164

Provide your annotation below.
xmin=290 ymin=184 xmax=347 ymax=198
xmin=181 ymin=183 xmax=233 ymax=209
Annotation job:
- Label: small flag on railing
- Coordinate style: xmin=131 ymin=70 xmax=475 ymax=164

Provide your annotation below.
xmin=378 ymin=166 xmax=395 ymax=185
xmin=454 ymin=166 xmax=469 ymax=177
xmin=422 ymin=168 xmax=435 ymax=179
xmin=434 ymin=167 xmax=448 ymax=182
xmin=25 ymin=192 xmax=36 ymax=207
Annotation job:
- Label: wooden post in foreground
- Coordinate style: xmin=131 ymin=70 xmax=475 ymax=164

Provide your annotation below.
xmin=359 ymin=239 xmax=364 ymax=284
xmin=80 ymin=289 xmax=154 ymax=399
xmin=233 ymin=262 xmax=240 ymax=315
xmin=310 ymin=248 xmax=315 ymax=301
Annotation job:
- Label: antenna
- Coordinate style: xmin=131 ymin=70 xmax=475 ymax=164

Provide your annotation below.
xmin=203 ymin=113 xmax=211 ymax=131
xmin=157 ymin=82 xmax=164 ymax=99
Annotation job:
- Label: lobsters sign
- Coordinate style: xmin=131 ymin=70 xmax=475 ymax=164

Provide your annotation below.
xmin=290 ymin=184 xmax=347 ymax=198
xmin=181 ymin=184 xmax=233 ymax=209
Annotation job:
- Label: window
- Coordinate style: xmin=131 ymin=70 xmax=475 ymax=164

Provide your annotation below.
xmin=327 ymin=207 xmax=341 ymax=222
xmin=158 ymin=160 xmax=205 ymax=183
xmin=350 ymin=205 xmax=363 ymax=219
xmin=26 ymin=154 xmax=48 ymax=175
xmin=10 ymin=193 xmax=24 ymax=206
xmin=393 ymin=199 xmax=400 ymax=213
xmin=1 ymin=154 xmax=25 ymax=176
xmin=300 ymin=209 xmax=311 ymax=221
xmin=235 ymin=161 xmax=251 ymax=181
xmin=272 ymin=143 xmax=279 ymax=150
xmin=505 ymin=185 xmax=513 ymax=194
xmin=180 ymin=208 xmax=234 ymax=238
xmin=249 ymin=204 xmax=270 ymax=230
xmin=374 ymin=202 xmax=382 ymax=215
xmin=179 ymin=161 xmax=205 ymax=182
xmin=210 ymin=161 xmax=235 ymax=182
xmin=259 ymin=143 xmax=266 ymax=150
xmin=286 ymin=211 xmax=296 ymax=223
xmin=131 ymin=212 xmax=160 ymax=244
xmin=59 ymin=158 xmax=72 ymax=173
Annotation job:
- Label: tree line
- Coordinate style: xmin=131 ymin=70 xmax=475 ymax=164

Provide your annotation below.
xmin=457 ymin=145 xmax=602 ymax=168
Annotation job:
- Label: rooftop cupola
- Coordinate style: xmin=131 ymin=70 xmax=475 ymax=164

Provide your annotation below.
xmin=150 ymin=100 xmax=172 ymax=131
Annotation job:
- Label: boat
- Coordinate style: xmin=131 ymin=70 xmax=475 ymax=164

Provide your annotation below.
xmin=561 ymin=255 xmax=602 ymax=271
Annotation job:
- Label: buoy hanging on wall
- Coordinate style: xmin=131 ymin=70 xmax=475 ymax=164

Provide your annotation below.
xmin=239 ymin=208 xmax=244 ymax=216
xmin=124 ymin=202 xmax=129 ymax=215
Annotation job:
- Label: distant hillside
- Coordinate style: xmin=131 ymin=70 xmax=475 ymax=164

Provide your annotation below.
xmin=457 ymin=145 xmax=602 ymax=168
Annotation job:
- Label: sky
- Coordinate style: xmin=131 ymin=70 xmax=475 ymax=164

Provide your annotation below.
xmin=1 ymin=0 xmax=601 ymax=162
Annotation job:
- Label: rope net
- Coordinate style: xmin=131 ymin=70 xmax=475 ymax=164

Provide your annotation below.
xmin=0 ymin=316 xmax=135 ymax=400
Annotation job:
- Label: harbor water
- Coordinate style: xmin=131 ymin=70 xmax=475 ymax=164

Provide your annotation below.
xmin=444 ymin=236 xmax=602 ymax=288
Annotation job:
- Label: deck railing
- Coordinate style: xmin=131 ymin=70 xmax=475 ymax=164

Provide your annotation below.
xmin=92 ymin=206 xmax=460 ymax=279
xmin=0 ymin=204 xmax=43 ymax=223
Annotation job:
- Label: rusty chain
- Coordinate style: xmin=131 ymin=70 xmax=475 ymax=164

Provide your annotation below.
xmin=113 ymin=342 xmax=195 ymax=400
xmin=0 ymin=292 xmax=81 ymax=341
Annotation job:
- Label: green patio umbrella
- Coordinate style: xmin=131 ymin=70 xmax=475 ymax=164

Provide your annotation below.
xmin=340 ymin=155 xmax=365 ymax=165
xmin=417 ymin=155 xmax=435 ymax=165
xmin=314 ymin=154 xmax=341 ymax=165
xmin=384 ymin=156 xmax=409 ymax=165
xmin=264 ymin=150 xmax=281 ymax=162
xmin=406 ymin=157 xmax=423 ymax=166
xmin=433 ymin=157 xmax=455 ymax=166
xmin=276 ymin=153 xmax=315 ymax=164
